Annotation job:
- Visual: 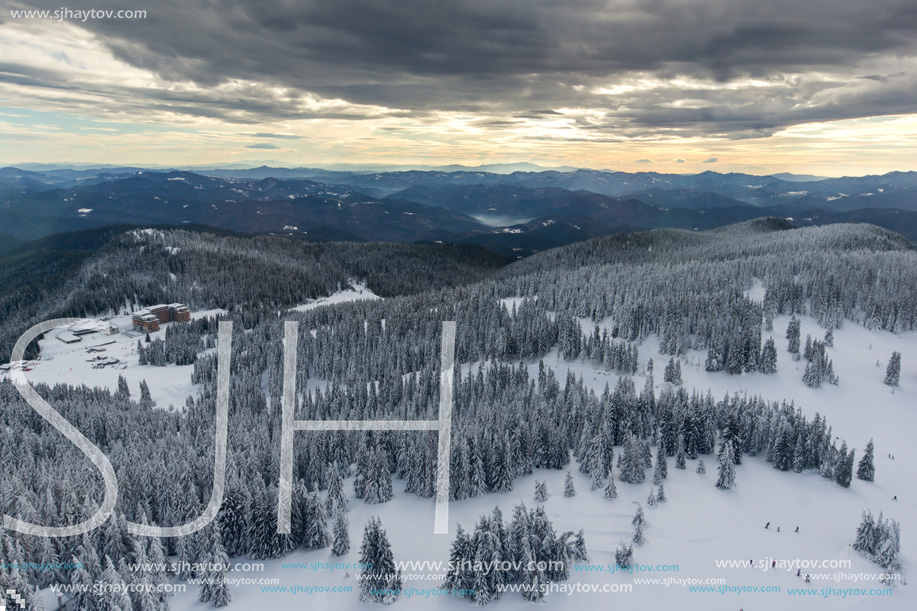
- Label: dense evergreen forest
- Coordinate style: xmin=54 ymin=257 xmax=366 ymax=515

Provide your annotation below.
xmin=0 ymin=218 xmax=912 ymax=608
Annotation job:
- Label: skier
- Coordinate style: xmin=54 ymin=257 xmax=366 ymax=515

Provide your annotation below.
xmin=795 ymin=526 xmax=799 ymax=533
xmin=772 ymin=560 xmax=776 ymax=569
xmin=765 ymin=522 xmax=770 ymax=529
xmin=777 ymin=526 xmax=780 ymax=532
xmin=893 ymin=496 xmax=897 ymax=501
xmin=797 ymin=569 xmax=801 ymax=577
xmin=805 ymin=574 xmax=811 ymax=583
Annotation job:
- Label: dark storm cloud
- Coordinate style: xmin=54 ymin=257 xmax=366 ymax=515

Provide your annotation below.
xmin=5 ymin=0 xmax=917 ymax=138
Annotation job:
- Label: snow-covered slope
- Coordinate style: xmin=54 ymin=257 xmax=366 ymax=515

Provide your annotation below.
xmin=164 ymin=311 xmax=912 ymax=611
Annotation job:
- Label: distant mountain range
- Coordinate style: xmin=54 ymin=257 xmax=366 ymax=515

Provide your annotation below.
xmin=2 ymin=166 xmax=915 ymax=255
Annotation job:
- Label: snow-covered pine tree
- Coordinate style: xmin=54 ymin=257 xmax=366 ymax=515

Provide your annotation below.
xmin=853 ymin=511 xmax=878 ymax=556
xmin=331 ymin=508 xmax=350 ymax=556
xmin=441 ymin=524 xmax=473 ymax=595
xmin=646 ymin=486 xmax=657 ymax=507
xmin=615 ymin=541 xmax=634 ymax=568
xmin=604 ymin=472 xmax=618 ymax=500
xmin=857 ymin=439 xmax=876 ymax=482
xmin=884 ymin=352 xmax=901 ymax=387
xmin=619 ymin=433 xmax=646 ymax=484
xmin=489 ymin=437 xmax=515 ymax=493
xmin=200 ymin=526 xmax=230 ymax=607
xmin=632 ymin=503 xmax=648 ymax=545
xmin=716 ymin=442 xmax=736 ymax=490
xmin=217 ymin=487 xmax=250 ymax=558
xmin=534 ymin=480 xmax=549 ymax=503
xmin=874 ymin=519 xmax=901 ymax=576
xmin=210 ymin=569 xmax=232 ymax=608
xmin=656 ymin=484 xmax=666 ymax=503
xmin=705 ymin=346 xmax=723 ymax=372
xmin=325 ymin=461 xmax=349 ymax=515
xmin=786 ymin=317 xmax=801 ymax=357
xmin=364 ymin=448 xmax=394 ymax=504
xmin=116 ymin=374 xmax=131 ymax=400
xmin=520 ymin=536 xmax=544 ymax=602
xmin=652 ymin=447 xmax=668 ymax=484
xmin=138 ymin=379 xmax=154 ymax=408
xmin=100 ymin=556 xmax=134 ymax=611
xmin=675 ymin=436 xmax=687 ymax=470
xmin=771 ymin=423 xmax=793 ymax=471
xmin=834 ymin=444 xmax=854 ymax=488
xmin=570 ymin=530 xmax=589 ymax=562
xmin=720 ymin=414 xmax=743 ymax=465
xmin=564 ymin=472 xmax=576 ymax=497
xmin=663 ymin=358 xmax=683 ymax=385
xmin=359 ymin=517 xmax=403 ymax=604
xmin=302 ymin=491 xmax=332 ymax=549
xmin=759 ymin=337 xmax=778 ymax=374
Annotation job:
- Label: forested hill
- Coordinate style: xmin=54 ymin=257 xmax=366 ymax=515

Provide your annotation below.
xmin=3 ymin=218 xmax=916 ymax=364
xmin=497 ymin=218 xmax=912 ymax=278
xmin=486 ymin=219 xmax=916 ymax=356
xmin=0 ymin=225 xmax=510 ymax=359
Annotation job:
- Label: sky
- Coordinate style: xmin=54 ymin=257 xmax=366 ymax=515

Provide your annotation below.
xmin=1 ymin=0 xmax=916 ymax=175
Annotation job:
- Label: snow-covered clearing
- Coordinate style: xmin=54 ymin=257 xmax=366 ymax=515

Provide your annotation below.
xmin=1 ymin=313 xmax=208 ymax=410
xmin=289 ymin=281 xmax=381 ymax=313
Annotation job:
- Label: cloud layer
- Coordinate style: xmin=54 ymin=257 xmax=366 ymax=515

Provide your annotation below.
xmin=2 ymin=0 xmax=917 ymax=151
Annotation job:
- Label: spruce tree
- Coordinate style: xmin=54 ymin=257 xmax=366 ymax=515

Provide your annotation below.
xmin=720 ymin=414 xmax=743 ymax=465
xmin=364 ymin=448 xmax=393 ymax=504
xmin=571 ymin=530 xmax=589 ymax=562
xmin=834 ymin=445 xmax=854 ymax=488
xmin=615 ymin=541 xmax=633 ymax=568
xmin=619 ymin=433 xmax=646 ymax=484
xmin=332 ymin=509 xmax=351 ymax=556
xmin=875 ymin=519 xmax=901 ymax=574
xmin=696 ymin=459 xmax=706 ymax=474
xmin=759 ymin=338 xmax=778 ymax=374
xmin=786 ymin=317 xmax=801 ymax=357
xmin=564 ymin=472 xmax=576 ymax=497
xmin=675 ymin=436 xmax=687 ymax=470
xmin=884 ymin=352 xmax=901 ymax=387
xmin=853 ymin=511 xmax=877 ymax=555
xmin=359 ymin=517 xmax=403 ymax=604
xmin=632 ymin=504 xmax=648 ymax=545
xmin=856 ymin=439 xmax=875 ymax=482
xmin=604 ymin=473 xmax=618 ymax=500
xmin=534 ymin=480 xmax=549 ymax=503
xmin=653 ymin=447 xmax=668 ymax=484
xmin=138 ymin=379 xmax=154 ymax=408
xmin=326 ymin=461 xmax=349 ymax=515
xmin=716 ymin=442 xmax=736 ymax=490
